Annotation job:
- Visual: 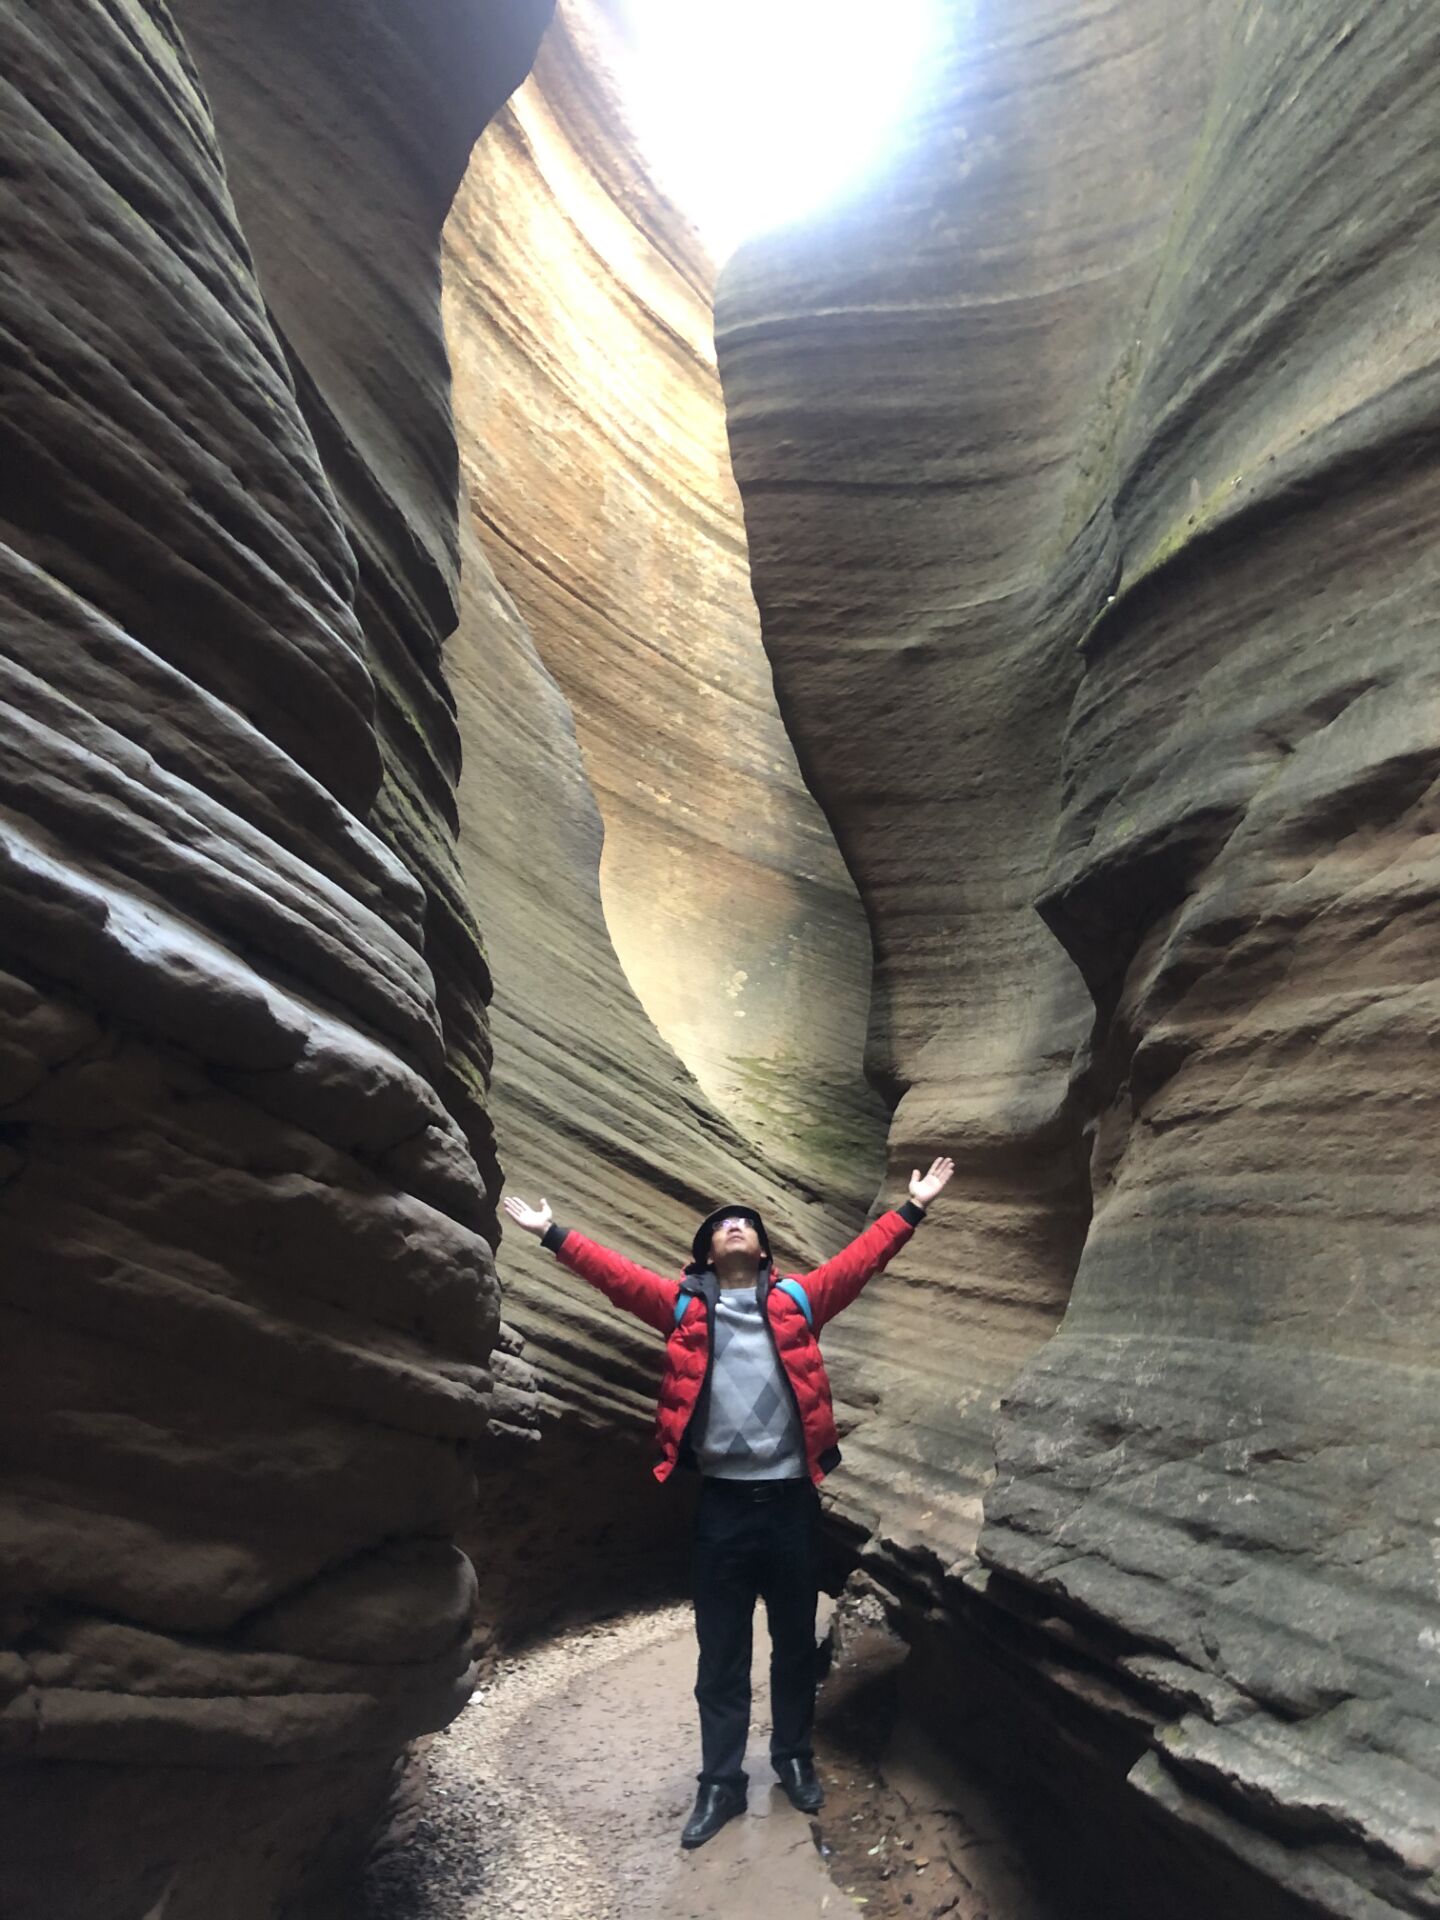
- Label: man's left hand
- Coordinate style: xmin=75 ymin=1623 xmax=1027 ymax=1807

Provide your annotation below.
xmin=909 ymin=1156 xmax=955 ymax=1209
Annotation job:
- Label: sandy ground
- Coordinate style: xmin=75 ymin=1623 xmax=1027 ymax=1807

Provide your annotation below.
xmin=363 ymin=1604 xmax=857 ymax=1920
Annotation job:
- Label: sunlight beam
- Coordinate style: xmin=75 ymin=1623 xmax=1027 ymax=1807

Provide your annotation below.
xmin=613 ymin=0 xmax=940 ymax=261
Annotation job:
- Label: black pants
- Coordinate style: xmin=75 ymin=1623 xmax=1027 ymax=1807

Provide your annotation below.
xmin=692 ymin=1476 xmax=820 ymax=1790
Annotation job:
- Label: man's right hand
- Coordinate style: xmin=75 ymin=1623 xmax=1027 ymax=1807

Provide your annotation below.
xmin=503 ymin=1194 xmax=553 ymax=1236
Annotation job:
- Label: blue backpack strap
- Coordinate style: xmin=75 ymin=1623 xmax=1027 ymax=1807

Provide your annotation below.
xmin=774 ymin=1277 xmax=813 ymax=1329
xmin=673 ymin=1284 xmax=702 ymax=1325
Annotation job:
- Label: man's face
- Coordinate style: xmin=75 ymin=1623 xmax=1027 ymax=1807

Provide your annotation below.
xmin=711 ymin=1214 xmax=761 ymax=1262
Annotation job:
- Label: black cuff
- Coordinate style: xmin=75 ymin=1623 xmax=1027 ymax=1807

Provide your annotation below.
xmin=898 ymin=1200 xmax=927 ymax=1227
xmin=540 ymin=1223 xmax=572 ymax=1253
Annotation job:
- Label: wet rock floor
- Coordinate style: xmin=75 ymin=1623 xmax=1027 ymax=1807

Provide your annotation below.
xmin=363 ymin=1604 xmax=1046 ymax=1920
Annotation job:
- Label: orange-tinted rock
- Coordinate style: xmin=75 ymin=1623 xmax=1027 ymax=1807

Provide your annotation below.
xmin=446 ymin=0 xmax=885 ymax=1214
xmin=442 ymin=1 xmax=904 ymax=1574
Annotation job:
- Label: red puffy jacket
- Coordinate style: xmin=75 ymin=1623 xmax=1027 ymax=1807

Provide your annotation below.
xmin=541 ymin=1205 xmax=925 ymax=1485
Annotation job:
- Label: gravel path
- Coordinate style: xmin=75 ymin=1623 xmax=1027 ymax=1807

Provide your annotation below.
xmin=364 ymin=1604 xmax=855 ymax=1920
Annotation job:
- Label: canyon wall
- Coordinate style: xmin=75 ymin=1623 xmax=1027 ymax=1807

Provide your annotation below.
xmin=0 ymin=1 xmax=894 ymax=1905
xmin=6 ymin=0 xmax=1436 ymax=1914
xmin=718 ymin=0 xmax=1222 ymax=1576
xmin=447 ymin=0 xmax=885 ymax=1215
xmin=719 ymin=2 xmax=1440 ymax=1915
xmin=443 ymin=0 xmax=894 ymax=1588
xmin=0 ymin=3 xmax=548 ymax=1913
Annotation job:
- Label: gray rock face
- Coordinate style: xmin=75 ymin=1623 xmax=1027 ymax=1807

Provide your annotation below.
xmin=0 ymin=1 xmax=548 ymax=1912
xmin=987 ymin=5 xmax=1440 ymax=1907
xmin=719 ymin=0 xmax=1222 ymax=1582
xmin=719 ymin=1 xmax=1440 ymax=1913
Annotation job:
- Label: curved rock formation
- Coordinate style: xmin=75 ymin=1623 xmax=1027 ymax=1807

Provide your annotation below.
xmin=715 ymin=0 xmax=1192 ymax=1567
xmin=440 ymin=0 xmax=899 ymax=1623
xmin=718 ymin=1 xmax=1440 ymax=1913
xmin=0 ymin=2 xmax=547 ymax=1912
xmin=448 ymin=521 xmax=846 ymax=1632
xmin=446 ymin=0 xmax=886 ymax=1211
xmin=985 ymin=5 xmax=1440 ymax=1910
xmin=10 ymin=0 xmax=1434 ymax=1911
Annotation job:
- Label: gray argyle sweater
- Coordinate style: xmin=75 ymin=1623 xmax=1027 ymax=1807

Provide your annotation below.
xmin=693 ymin=1286 xmax=807 ymax=1481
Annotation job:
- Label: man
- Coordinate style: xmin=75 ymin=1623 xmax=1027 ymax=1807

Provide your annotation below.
xmin=503 ymin=1155 xmax=954 ymax=1848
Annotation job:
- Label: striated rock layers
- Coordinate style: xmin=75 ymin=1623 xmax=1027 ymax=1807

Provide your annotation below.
xmin=0 ymin=2 xmax=548 ymax=1914
xmin=720 ymin=2 xmax=1440 ymax=1916
xmin=446 ymin=0 xmax=886 ymax=1213
xmin=441 ymin=0 xmax=891 ymax=1612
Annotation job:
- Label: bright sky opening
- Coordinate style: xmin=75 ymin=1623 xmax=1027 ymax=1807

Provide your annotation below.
xmin=613 ymin=0 xmax=940 ymax=262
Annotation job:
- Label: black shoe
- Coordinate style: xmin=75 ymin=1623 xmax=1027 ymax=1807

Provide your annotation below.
xmin=774 ymin=1757 xmax=824 ymax=1813
xmin=681 ymin=1782 xmax=747 ymax=1849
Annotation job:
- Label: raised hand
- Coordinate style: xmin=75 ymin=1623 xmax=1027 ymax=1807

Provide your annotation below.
xmin=503 ymin=1193 xmax=553 ymax=1236
xmin=909 ymin=1156 xmax=955 ymax=1209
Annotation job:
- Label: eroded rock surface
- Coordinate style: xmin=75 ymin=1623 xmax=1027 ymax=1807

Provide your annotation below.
xmin=716 ymin=0 xmax=1216 ymax=1571
xmin=445 ymin=413 xmax=883 ymax=1627
xmin=984 ymin=6 xmax=1440 ymax=1910
xmin=718 ymin=2 xmax=1440 ymax=1913
xmin=441 ymin=0 xmax=894 ymax=1606
xmin=9 ymin=0 xmax=1436 ymax=1913
xmin=446 ymin=0 xmax=886 ymax=1211
xmin=0 ymin=2 xmax=547 ymax=1913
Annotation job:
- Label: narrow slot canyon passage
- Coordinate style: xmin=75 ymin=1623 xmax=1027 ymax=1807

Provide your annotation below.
xmin=2 ymin=0 xmax=1436 ymax=1916
xmin=418 ymin=3 xmax=1077 ymax=1908
xmin=402 ymin=0 xmax=1440 ymax=1887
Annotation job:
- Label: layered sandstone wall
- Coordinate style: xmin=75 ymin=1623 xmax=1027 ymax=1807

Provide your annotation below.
xmin=717 ymin=0 xmax=1224 ymax=1571
xmin=0 ymin=3 xmax=548 ymax=1913
xmin=9 ymin=0 xmax=1434 ymax=1912
xmin=443 ymin=0 xmax=894 ymax=1531
xmin=719 ymin=1 xmax=1440 ymax=1913
xmin=0 ymin=6 xmax=894 ymax=1907
xmin=447 ymin=0 xmax=886 ymax=1218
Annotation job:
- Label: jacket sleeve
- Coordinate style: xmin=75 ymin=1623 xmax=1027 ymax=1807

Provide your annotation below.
xmin=541 ymin=1223 xmax=678 ymax=1335
xmin=799 ymin=1201 xmax=925 ymax=1329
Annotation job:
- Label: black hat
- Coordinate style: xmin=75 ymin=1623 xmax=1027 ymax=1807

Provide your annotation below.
xmin=691 ymin=1204 xmax=771 ymax=1269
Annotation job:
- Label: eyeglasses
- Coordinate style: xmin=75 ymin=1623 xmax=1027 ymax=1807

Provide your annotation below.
xmin=715 ymin=1215 xmax=756 ymax=1232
